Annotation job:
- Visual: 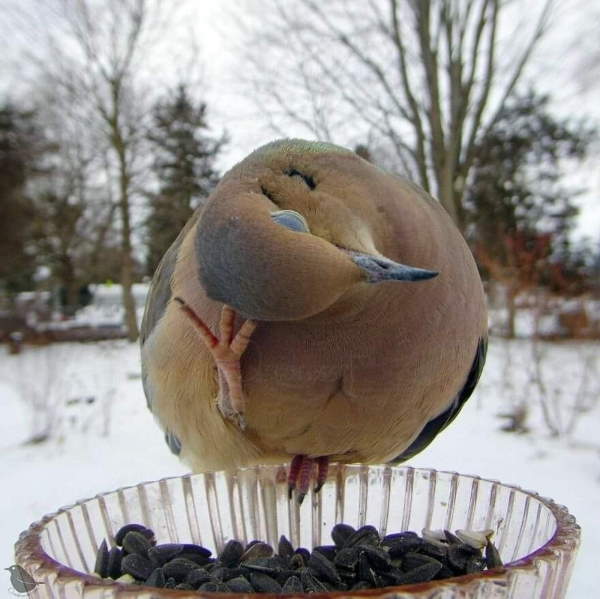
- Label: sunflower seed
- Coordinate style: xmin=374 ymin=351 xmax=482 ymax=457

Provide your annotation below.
xmin=455 ymin=529 xmax=491 ymax=550
xmin=381 ymin=568 xmax=407 ymax=585
xmin=361 ymin=544 xmax=392 ymax=571
xmin=334 ymin=546 xmax=361 ymax=570
xmin=276 ymin=569 xmax=300 ymax=585
xmin=419 ymin=541 xmax=448 ymax=561
xmin=243 ymin=556 xmax=288 ymax=575
xmin=448 ymin=544 xmax=478 ymax=571
xmin=485 ymin=539 xmax=504 ymax=569
xmin=435 ymin=563 xmax=456 ymax=579
xmin=121 ymin=553 xmax=153 ymax=580
xmin=164 ymin=577 xmax=177 ymax=588
xmin=465 ymin=555 xmax=487 ymax=574
xmin=178 ymin=543 xmax=212 ymax=564
xmin=294 ymin=547 xmax=310 ymax=563
xmin=148 ymin=544 xmax=184 ymax=567
xmin=145 ymin=568 xmax=165 ymax=588
xmin=122 ymin=531 xmax=152 ymax=556
xmin=211 ymin=566 xmax=242 ymax=581
xmin=94 ymin=539 xmax=109 ymax=578
xmin=249 ymin=572 xmax=283 ymax=593
xmin=402 ymin=552 xmax=442 ymax=571
xmin=307 ymin=550 xmax=341 ymax=584
xmin=394 ymin=561 xmax=442 ymax=584
xmin=107 ymin=546 xmax=123 ymax=579
xmin=338 ymin=568 xmax=357 ymax=584
xmin=162 ymin=558 xmax=202 ymax=582
xmin=290 ymin=552 xmax=306 ymax=569
xmin=422 ymin=528 xmax=448 ymax=547
xmin=383 ymin=531 xmax=419 ymax=543
xmin=384 ymin=536 xmax=424 ymax=557
xmin=357 ymin=552 xmax=381 ymax=586
xmin=345 ymin=525 xmax=380 ymax=547
xmin=331 ymin=523 xmax=356 ymax=547
xmin=244 ymin=539 xmax=261 ymax=550
xmin=210 ymin=566 xmax=228 ymax=579
xmin=114 ymin=524 xmax=155 ymax=547
xmin=300 ymin=567 xmax=328 ymax=592
xmin=185 ymin=568 xmax=213 ymax=587
xmin=281 ymin=574 xmax=303 ymax=593
xmin=227 ymin=576 xmax=255 ymax=592
xmin=219 ymin=539 xmax=244 ymax=566
xmin=240 ymin=542 xmax=274 ymax=562
xmin=351 ymin=580 xmax=372 ymax=591
xmin=444 ymin=530 xmax=463 ymax=545
xmin=313 ymin=544 xmax=337 ymax=561
xmin=278 ymin=535 xmax=295 ymax=559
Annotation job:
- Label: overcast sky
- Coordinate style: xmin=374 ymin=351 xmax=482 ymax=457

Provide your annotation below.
xmin=2 ymin=0 xmax=598 ymax=242
xmin=203 ymin=0 xmax=600 ymax=242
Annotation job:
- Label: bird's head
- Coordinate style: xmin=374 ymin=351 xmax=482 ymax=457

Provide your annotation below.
xmin=196 ymin=139 xmax=438 ymax=321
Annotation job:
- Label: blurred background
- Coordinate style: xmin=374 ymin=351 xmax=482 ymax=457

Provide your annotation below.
xmin=1 ymin=1 xmax=599 ymax=597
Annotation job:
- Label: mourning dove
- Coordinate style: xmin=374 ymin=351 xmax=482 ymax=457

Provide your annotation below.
xmin=141 ymin=139 xmax=487 ymax=501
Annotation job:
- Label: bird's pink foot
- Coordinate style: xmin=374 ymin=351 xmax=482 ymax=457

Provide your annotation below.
xmin=175 ymin=298 xmax=256 ymax=430
xmin=287 ymin=455 xmax=329 ymax=503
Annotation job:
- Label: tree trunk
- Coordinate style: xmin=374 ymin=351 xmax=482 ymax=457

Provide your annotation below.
xmin=58 ymin=253 xmax=79 ymax=315
xmin=89 ymin=210 xmax=116 ymax=279
xmin=506 ymin=286 xmax=517 ymax=339
xmin=438 ymin=171 xmax=461 ymax=230
xmin=116 ymin=146 xmax=139 ymax=342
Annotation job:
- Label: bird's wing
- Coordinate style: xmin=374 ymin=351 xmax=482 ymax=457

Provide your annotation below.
xmin=391 ymin=336 xmax=488 ymax=463
xmin=141 ymin=211 xmax=201 ymax=345
xmin=140 ymin=210 xmax=202 ymax=413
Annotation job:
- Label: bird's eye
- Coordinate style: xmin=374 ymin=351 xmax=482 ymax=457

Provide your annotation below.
xmin=270 ymin=210 xmax=310 ymax=233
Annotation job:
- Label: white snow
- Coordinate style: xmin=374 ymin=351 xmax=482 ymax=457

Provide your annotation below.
xmin=0 ymin=338 xmax=598 ymax=597
xmin=28 ymin=284 xmax=151 ymax=330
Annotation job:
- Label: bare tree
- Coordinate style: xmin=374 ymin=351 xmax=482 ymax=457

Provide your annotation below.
xmin=47 ymin=0 xmax=161 ymax=341
xmin=237 ymin=0 xmax=554 ymax=232
xmin=11 ymin=0 xmax=184 ymax=341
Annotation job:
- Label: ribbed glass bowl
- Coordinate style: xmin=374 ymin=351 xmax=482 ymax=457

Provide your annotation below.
xmin=15 ymin=465 xmax=579 ymax=598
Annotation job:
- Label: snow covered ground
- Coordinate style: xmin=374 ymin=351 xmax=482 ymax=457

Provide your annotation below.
xmin=0 ymin=338 xmax=598 ymax=597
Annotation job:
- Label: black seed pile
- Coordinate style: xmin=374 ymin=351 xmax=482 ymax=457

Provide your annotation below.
xmin=93 ymin=522 xmax=504 ymax=592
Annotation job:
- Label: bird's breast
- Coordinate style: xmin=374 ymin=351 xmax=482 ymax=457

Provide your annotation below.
xmin=238 ymin=319 xmax=421 ymax=460
xmin=237 ymin=276 xmax=482 ymax=462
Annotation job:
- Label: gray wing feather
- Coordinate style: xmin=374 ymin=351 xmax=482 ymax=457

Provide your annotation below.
xmin=391 ymin=336 xmax=488 ymax=463
xmin=141 ymin=211 xmax=201 ymax=345
xmin=140 ymin=210 xmax=202 ymax=412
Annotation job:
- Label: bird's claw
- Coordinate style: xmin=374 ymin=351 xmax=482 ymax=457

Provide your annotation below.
xmin=176 ymin=298 xmax=256 ymax=431
xmin=217 ymin=400 xmax=247 ymax=430
xmin=287 ymin=455 xmax=330 ymax=504
xmin=235 ymin=413 xmax=247 ymax=431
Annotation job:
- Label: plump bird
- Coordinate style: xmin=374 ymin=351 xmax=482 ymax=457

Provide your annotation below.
xmin=140 ymin=139 xmax=487 ymax=500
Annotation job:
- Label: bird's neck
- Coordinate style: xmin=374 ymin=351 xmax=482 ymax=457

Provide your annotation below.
xmin=301 ymin=283 xmax=386 ymax=325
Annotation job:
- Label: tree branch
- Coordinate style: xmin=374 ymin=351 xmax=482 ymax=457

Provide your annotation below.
xmin=389 ymin=0 xmax=430 ymax=192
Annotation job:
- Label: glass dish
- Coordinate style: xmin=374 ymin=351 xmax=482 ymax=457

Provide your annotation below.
xmin=14 ymin=464 xmax=579 ymax=598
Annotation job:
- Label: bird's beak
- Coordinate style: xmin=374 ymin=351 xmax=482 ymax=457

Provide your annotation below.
xmin=348 ymin=251 xmax=438 ymax=283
